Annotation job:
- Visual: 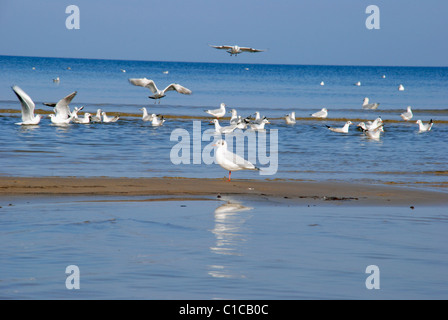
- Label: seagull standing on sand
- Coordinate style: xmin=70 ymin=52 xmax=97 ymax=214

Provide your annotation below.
xmin=326 ymin=121 xmax=353 ymax=133
xmin=214 ymin=139 xmax=260 ymax=181
xmin=11 ymin=86 xmax=43 ymax=125
xmin=205 ymin=103 xmax=226 ymax=118
xmin=416 ymin=119 xmax=433 ymax=133
xmin=102 ymin=112 xmax=119 ymax=123
xmin=128 ymin=78 xmax=192 ymax=104
xmin=311 ymin=108 xmax=328 ymax=119
xmin=209 ymin=45 xmax=265 ymax=56
xmin=362 ymin=97 xmax=380 ymax=110
xmin=284 ymin=112 xmax=296 ymax=125
xmin=400 ymin=106 xmax=413 ymax=121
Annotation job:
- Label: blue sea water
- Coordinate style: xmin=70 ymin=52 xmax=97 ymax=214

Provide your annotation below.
xmin=0 ymin=55 xmax=447 ymax=188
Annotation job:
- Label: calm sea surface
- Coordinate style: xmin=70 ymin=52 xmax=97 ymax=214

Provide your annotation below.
xmin=1 ymin=56 xmax=447 ymax=300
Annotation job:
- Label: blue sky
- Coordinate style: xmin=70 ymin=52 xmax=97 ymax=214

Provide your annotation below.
xmin=0 ymin=0 xmax=447 ymax=66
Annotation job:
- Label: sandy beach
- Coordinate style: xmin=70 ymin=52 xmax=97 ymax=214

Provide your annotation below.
xmin=0 ymin=176 xmax=446 ymax=206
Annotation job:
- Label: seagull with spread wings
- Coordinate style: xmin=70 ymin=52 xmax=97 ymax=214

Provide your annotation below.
xmin=11 ymin=86 xmax=43 ymax=125
xmin=209 ymin=45 xmax=265 ymax=56
xmin=128 ymin=78 xmax=192 ymax=104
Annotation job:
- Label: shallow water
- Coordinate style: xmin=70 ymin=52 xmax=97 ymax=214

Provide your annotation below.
xmin=0 ymin=56 xmax=447 ymax=190
xmin=0 ymin=195 xmax=447 ymax=300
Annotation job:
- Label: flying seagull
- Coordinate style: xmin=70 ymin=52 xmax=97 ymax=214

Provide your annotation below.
xmin=128 ymin=78 xmax=192 ymax=104
xmin=209 ymin=45 xmax=265 ymax=56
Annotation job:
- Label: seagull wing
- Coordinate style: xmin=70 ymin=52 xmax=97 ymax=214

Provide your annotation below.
xmin=209 ymin=45 xmax=233 ymax=50
xmin=54 ymin=91 xmax=77 ymax=118
xmin=239 ymin=47 xmax=264 ymax=53
xmin=128 ymin=78 xmax=158 ymax=93
xmin=163 ymin=83 xmax=192 ymax=95
xmin=11 ymin=86 xmax=35 ymax=122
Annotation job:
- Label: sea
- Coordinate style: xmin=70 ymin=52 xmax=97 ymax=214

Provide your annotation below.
xmin=0 ymin=55 xmax=447 ymax=300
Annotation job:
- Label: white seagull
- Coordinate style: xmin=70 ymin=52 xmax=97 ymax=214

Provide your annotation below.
xmin=362 ymin=97 xmax=380 ymax=110
xmin=354 ymin=81 xmax=361 ymax=86
xmin=229 ymin=109 xmax=239 ymax=125
xmin=398 ymin=84 xmax=405 ymax=91
xmin=73 ymin=113 xmax=92 ymax=124
xmin=11 ymin=86 xmax=43 ymax=125
xmin=362 ymin=124 xmax=384 ymax=140
xmin=249 ymin=118 xmax=270 ymax=131
xmin=211 ymin=119 xmax=237 ymax=134
xmin=150 ymin=114 xmax=165 ymax=127
xmin=209 ymin=45 xmax=265 ymax=56
xmin=326 ymin=121 xmax=353 ymax=133
xmin=128 ymin=78 xmax=192 ymax=103
xmin=44 ymin=91 xmax=78 ymax=121
xmin=214 ymin=139 xmax=260 ymax=181
xmin=102 ymin=112 xmax=119 ymax=123
xmin=205 ymin=103 xmax=226 ymax=118
xmin=284 ymin=112 xmax=296 ymax=125
xmin=91 ymin=109 xmax=103 ymax=123
xmin=140 ymin=107 xmax=153 ymax=122
xmin=416 ymin=119 xmax=433 ymax=133
xmin=311 ymin=108 xmax=328 ymax=119
xmin=400 ymin=106 xmax=413 ymax=121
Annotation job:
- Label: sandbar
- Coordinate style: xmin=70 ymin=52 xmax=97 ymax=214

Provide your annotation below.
xmin=0 ymin=176 xmax=446 ymax=206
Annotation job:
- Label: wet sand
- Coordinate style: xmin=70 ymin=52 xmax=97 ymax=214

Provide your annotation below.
xmin=0 ymin=176 xmax=446 ymax=206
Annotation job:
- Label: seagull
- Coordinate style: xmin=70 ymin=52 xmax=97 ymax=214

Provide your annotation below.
xmin=416 ymin=119 xmax=433 ymax=133
xmin=140 ymin=107 xmax=153 ymax=122
xmin=211 ymin=119 xmax=237 ymax=134
xmin=73 ymin=113 xmax=92 ymax=124
xmin=71 ymin=106 xmax=85 ymax=119
xmin=354 ymin=81 xmax=361 ymax=86
xmin=311 ymin=108 xmax=328 ymax=119
xmin=209 ymin=45 xmax=265 ymax=56
xmin=400 ymin=106 xmax=413 ymax=121
xmin=357 ymin=117 xmax=383 ymax=132
xmin=398 ymin=84 xmax=405 ymax=91
xmin=362 ymin=97 xmax=380 ymax=110
xmin=128 ymin=78 xmax=192 ymax=103
xmin=361 ymin=124 xmax=384 ymax=140
xmin=49 ymin=114 xmax=74 ymax=125
xmin=151 ymin=114 xmax=165 ymax=127
xmin=11 ymin=86 xmax=43 ymax=125
xmin=102 ymin=112 xmax=119 ymax=123
xmin=205 ymin=103 xmax=226 ymax=118
xmin=326 ymin=121 xmax=353 ymax=133
xmin=44 ymin=91 xmax=78 ymax=121
xmin=91 ymin=109 xmax=102 ymax=123
xmin=249 ymin=118 xmax=270 ymax=131
xmin=214 ymin=139 xmax=260 ymax=181
xmin=320 ymin=81 xmax=325 ymax=86
xmin=229 ymin=109 xmax=239 ymax=125
xmin=284 ymin=112 xmax=296 ymax=125
xmin=53 ymin=77 xmax=60 ymax=83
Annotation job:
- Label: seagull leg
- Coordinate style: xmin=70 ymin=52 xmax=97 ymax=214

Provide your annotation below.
xmin=228 ymin=171 xmax=231 ymax=182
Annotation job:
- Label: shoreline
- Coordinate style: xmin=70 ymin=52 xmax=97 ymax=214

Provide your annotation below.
xmin=0 ymin=176 xmax=446 ymax=206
